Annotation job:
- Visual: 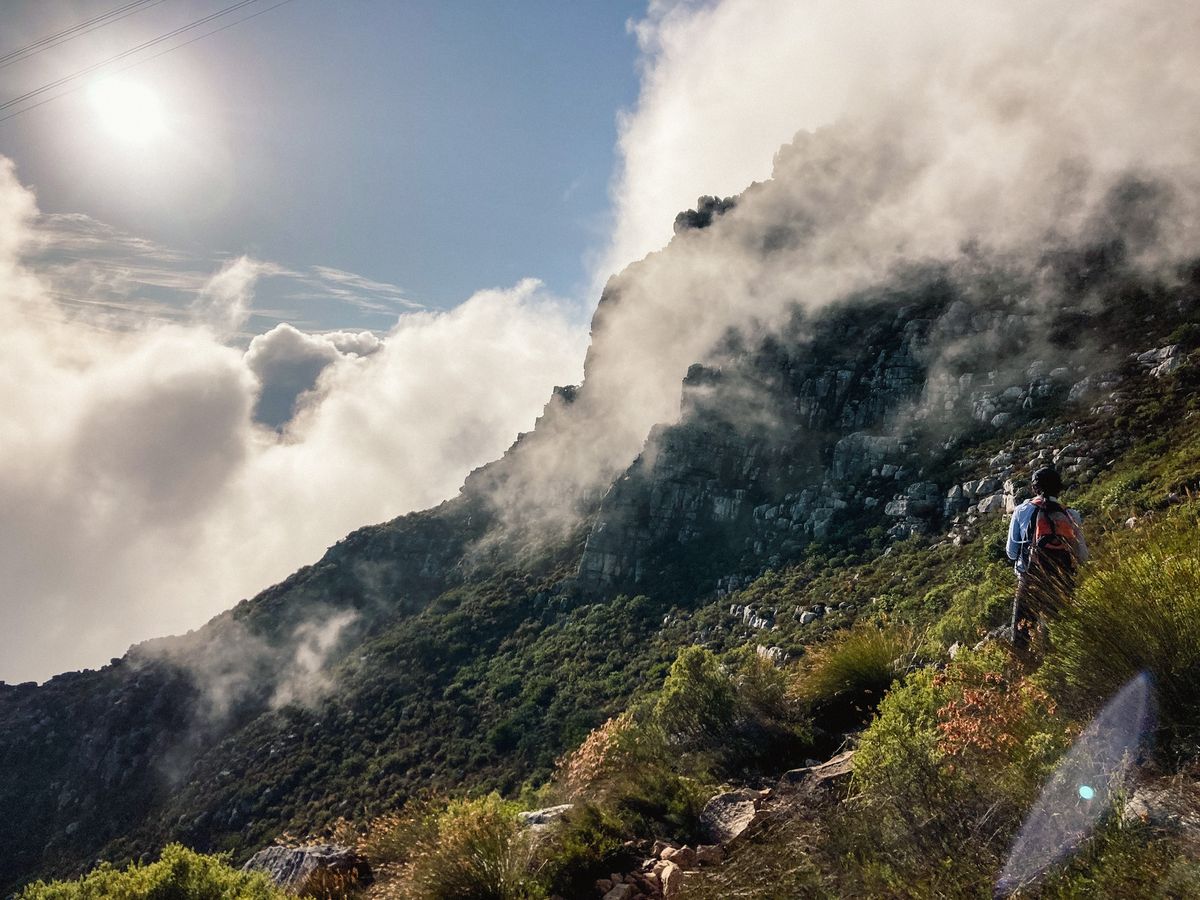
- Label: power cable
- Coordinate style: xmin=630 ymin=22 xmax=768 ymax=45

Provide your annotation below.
xmin=0 ymin=0 xmax=270 ymax=113
xmin=0 ymin=0 xmax=297 ymax=126
xmin=0 ymin=0 xmax=171 ymax=71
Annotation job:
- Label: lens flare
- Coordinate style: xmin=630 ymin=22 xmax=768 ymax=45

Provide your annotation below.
xmin=995 ymin=672 xmax=1156 ymax=896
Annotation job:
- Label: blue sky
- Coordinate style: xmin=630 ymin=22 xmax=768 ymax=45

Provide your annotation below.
xmin=1 ymin=0 xmax=645 ymax=324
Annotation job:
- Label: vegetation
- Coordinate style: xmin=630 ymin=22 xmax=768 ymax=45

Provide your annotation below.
xmin=794 ymin=622 xmax=921 ymax=725
xmin=390 ymin=795 xmax=545 ymax=900
xmin=1044 ymin=509 xmax=1200 ymax=756
xmin=18 ymin=845 xmax=285 ymax=900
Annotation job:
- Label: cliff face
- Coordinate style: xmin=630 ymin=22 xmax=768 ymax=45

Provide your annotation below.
xmin=572 ymin=247 xmax=1157 ymax=597
xmin=1 ymin=187 xmax=1197 ymax=890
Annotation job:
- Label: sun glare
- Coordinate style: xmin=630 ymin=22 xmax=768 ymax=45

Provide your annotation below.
xmin=89 ymin=78 xmax=166 ymax=143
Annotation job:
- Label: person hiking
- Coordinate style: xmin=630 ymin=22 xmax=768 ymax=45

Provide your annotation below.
xmin=1006 ymin=466 xmax=1089 ymax=658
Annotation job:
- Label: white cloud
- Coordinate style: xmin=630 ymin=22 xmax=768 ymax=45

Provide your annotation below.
xmin=0 ymin=161 xmax=586 ymax=684
xmin=192 ymin=256 xmax=278 ymax=337
xmin=598 ymin=0 xmax=1200 ymax=287
xmin=243 ymin=323 xmax=380 ymax=429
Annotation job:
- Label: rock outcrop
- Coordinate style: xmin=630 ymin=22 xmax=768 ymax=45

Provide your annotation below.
xmin=242 ymin=844 xmax=372 ymax=894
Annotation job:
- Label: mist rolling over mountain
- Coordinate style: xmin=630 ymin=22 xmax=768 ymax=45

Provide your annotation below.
xmin=4 ymin=0 xmax=1200 ymax=896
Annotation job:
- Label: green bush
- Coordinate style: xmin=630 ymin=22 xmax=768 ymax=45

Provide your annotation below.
xmin=18 ymin=844 xmax=285 ymax=900
xmin=540 ymin=803 xmax=632 ymax=898
xmin=654 ymin=646 xmax=737 ymax=744
xmin=397 ymin=794 xmax=547 ymax=900
xmin=1036 ymin=817 xmax=1200 ymax=899
xmin=795 ymin=623 xmax=921 ymax=722
xmin=848 ymin=647 xmax=1073 ymax=892
xmin=1044 ymin=510 xmax=1200 ymax=755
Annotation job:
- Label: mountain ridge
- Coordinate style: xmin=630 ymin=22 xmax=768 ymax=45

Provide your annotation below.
xmin=3 ymin=159 xmax=1199 ymax=890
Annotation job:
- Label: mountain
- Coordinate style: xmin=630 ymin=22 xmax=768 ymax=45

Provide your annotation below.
xmin=3 ymin=138 xmax=1200 ymax=893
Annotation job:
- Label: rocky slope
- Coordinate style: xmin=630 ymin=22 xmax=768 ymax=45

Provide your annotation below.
xmin=2 ymin=176 xmax=1199 ymax=891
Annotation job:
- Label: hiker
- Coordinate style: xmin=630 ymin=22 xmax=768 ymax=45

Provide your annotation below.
xmin=1006 ymin=466 xmax=1089 ymax=657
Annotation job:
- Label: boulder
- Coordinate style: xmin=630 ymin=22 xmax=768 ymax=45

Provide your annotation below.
xmin=518 ymin=803 xmax=573 ymax=831
xmin=660 ymin=860 xmax=684 ymax=898
xmin=1136 ymin=345 xmax=1180 ymax=366
xmin=976 ymin=493 xmax=1007 ymax=516
xmin=1153 ymin=356 xmax=1185 ymax=378
xmin=602 ymin=883 xmax=634 ymax=900
xmin=652 ymin=839 xmax=676 ymax=858
xmin=242 ymin=844 xmax=372 ymax=894
xmin=780 ymin=749 xmax=856 ymax=791
xmin=662 ymin=845 xmax=697 ymax=868
xmin=1122 ymin=781 xmax=1200 ymax=841
xmin=699 ymin=790 xmax=760 ymax=843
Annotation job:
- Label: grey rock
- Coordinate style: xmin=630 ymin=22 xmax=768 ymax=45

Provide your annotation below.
xmin=1153 ymin=356 xmax=1185 ymax=378
xmin=518 ymin=804 xmax=573 ymax=830
xmin=780 ymin=749 xmax=857 ymax=790
xmin=603 ymin=884 xmax=635 ymax=900
xmin=976 ymin=493 xmax=1007 ymax=516
xmin=242 ymin=844 xmax=372 ymax=894
xmin=1136 ymin=345 xmax=1180 ymax=366
xmin=1122 ymin=781 xmax=1200 ymax=839
xmin=699 ymin=790 xmax=760 ymax=843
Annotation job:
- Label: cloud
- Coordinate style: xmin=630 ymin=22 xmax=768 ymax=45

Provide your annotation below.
xmin=192 ymin=256 xmax=280 ymax=337
xmin=307 ymin=265 xmax=423 ymax=314
xmin=482 ymin=0 xmax=1200 ymax=537
xmin=28 ymin=215 xmax=425 ymax=335
xmin=600 ymin=0 xmax=1200 ymax=282
xmin=0 ymin=161 xmax=586 ymax=684
xmin=244 ymin=323 xmax=383 ymax=429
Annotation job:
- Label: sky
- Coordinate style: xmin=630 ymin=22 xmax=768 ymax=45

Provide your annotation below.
xmin=1 ymin=0 xmax=645 ymax=324
xmin=6 ymin=0 xmax=1194 ymax=685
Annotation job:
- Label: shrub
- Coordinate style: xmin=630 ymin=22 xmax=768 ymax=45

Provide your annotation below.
xmin=397 ymin=794 xmax=547 ymax=900
xmin=539 ymin=803 xmax=632 ymax=898
xmin=557 ymin=712 xmax=643 ymax=801
xmin=849 ymin=647 xmax=1073 ymax=891
xmin=794 ymin=623 xmax=922 ymax=724
xmin=1036 ymin=817 xmax=1200 ymax=898
xmin=1043 ymin=510 xmax=1200 ymax=755
xmin=654 ymin=646 xmax=737 ymax=745
xmin=933 ymin=659 xmax=1073 ymax=809
xmin=333 ymin=801 xmax=440 ymax=866
xmin=18 ymin=844 xmax=285 ymax=899
xmin=556 ymin=710 xmax=707 ymax=831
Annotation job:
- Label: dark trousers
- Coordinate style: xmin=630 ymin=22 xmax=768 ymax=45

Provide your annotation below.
xmin=1011 ymin=567 xmax=1075 ymax=654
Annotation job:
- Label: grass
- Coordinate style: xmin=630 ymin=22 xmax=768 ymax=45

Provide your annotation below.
xmin=389 ymin=795 xmax=546 ymax=900
xmin=793 ymin=623 xmax=923 ymax=726
xmin=1042 ymin=509 xmax=1200 ymax=757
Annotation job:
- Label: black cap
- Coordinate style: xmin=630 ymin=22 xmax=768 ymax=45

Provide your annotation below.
xmin=1032 ymin=466 xmax=1063 ymax=496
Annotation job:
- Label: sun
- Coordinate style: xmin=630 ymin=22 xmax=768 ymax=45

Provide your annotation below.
xmin=89 ymin=78 xmax=167 ymax=143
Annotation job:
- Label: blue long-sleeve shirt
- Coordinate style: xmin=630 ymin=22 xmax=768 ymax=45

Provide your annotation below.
xmin=1006 ymin=497 xmax=1089 ymax=574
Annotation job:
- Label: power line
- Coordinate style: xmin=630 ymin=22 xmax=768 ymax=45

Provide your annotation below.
xmin=0 ymin=0 xmax=297 ymax=126
xmin=0 ymin=0 xmax=171 ymax=71
xmin=0 ymin=0 xmax=271 ymax=113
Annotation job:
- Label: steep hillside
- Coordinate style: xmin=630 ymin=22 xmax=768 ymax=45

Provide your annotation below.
xmin=3 ymin=164 xmax=1200 ymax=893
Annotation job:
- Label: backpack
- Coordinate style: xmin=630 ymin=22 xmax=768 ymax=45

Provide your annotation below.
xmin=1026 ymin=497 xmax=1079 ymax=575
